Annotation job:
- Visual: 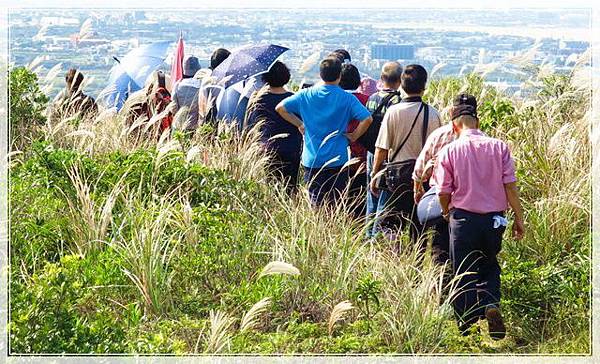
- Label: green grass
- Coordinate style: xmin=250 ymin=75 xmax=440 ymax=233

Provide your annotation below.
xmin=8 ymin=62 xmax=591 ymax=354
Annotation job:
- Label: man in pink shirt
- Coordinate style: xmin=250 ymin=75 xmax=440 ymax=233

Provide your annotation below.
xmin=434 ymin=94 xmax=525 ymax=340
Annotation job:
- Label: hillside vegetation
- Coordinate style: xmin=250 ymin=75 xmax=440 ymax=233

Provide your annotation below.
xmin=8 ymin=59 xmax=591 ymax=354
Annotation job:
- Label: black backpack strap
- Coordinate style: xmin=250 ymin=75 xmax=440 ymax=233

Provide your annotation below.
xmin=373 ymin=91 xmax=399 ymax=116
xmin=421 ymin=103 xmax=429 ymax=147
xmin=388 ymin=102 xmax=425 ymax=162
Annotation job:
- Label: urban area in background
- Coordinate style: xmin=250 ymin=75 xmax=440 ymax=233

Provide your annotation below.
xmin=8 ymin=8 xmax=591 ymax=98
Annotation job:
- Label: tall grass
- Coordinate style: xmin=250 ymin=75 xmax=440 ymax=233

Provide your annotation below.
xmin=110 ymin=192 xmax=182 ymax=315
xmin=9 ymin=48 xmax=592 ymax=353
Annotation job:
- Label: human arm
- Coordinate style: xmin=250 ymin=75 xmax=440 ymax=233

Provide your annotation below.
xmin=504 ymin=182 xmax=525 ymax=240
xmin=500 ymin=144 xmax=524 ymax=239
xmin=434 ymin=147 xmax=454 ymax=220
xmin=369 ymin=110 xmax=393 ymax=197
xmin=276 ymin=93 xmax=304 ymax=134
xmin=413 ymin=180 xmax=425 ymax=204
xmin=413 ymin=135 xmax=434 ymax=203
xmin=439 ymin=193 xmax=451 ymax=221
xmin=346 ymin=115 xmax=373 ymax=142
xmin=345 ymin=97 xmax=373 ymax=142
xmin=275 ymin=101 xmax=304 ymax=134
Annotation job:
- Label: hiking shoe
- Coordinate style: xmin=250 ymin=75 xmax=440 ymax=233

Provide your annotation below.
xmin=485 ymin=306 xmax=506 ymax=340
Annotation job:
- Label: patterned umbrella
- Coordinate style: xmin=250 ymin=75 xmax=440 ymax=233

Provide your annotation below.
xmin=211 ymin=44 xmax=289 ymax=89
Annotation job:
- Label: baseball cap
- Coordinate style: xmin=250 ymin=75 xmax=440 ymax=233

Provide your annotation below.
xmin=451 ymin=93 xmax=478 ymax=120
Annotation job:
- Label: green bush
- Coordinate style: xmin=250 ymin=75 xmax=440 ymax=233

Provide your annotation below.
xmin=10 ymin=252 xmax=128 ymax=353
xmin=9 ymin=67 xmax=49 ymax=149
xmin=8 ymin=68 xmax=591 ymax=354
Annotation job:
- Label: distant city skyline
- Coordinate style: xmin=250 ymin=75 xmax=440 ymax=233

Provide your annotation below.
xmin=7 ymin=0 xmax=597 ymax=9
xmin=8 ymin=8 xmax=593 ymax=99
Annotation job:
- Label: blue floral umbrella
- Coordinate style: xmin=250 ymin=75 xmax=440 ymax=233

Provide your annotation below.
xmin=98 ymin=41 xmax=171 ymax=111
xmin=211 ymin=44 xmax=289 ymax=89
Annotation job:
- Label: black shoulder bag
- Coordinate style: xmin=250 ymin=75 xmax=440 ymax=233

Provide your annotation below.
xmin=382 ymin=102 xmax=429 ymax=192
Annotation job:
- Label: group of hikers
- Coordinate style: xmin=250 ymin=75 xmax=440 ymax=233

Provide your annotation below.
xmin=52 ymin=46 xmax=525 ymax=340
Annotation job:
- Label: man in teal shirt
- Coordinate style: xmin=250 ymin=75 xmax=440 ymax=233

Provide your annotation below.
xmin=276 ymin=57 xmax=372 ymax=206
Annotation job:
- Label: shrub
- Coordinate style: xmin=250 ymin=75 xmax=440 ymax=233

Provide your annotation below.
xmin=8 ymin=64 xmax=591 ymax=354
xmin=9 ymin=66 xmax=49 ymax=150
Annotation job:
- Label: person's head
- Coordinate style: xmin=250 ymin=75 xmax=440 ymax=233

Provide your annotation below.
xmin=339 ymin=63 xmax=361 ymax=91
xmin=183 ymin=55 xmax=201 ymax=78
xmin=262 ymin=60 xmax=290 ymax=88
xmin=319 ymin=57 xmax=342 ymax=83
xmin=210 ymin=48 xmax=230 ymax=70
xmin=450 ymin=93 xmax=479 ymax=134
xmin=65 ymin=68 xmax=84 ymax=94
xmin=329 ymin=49 xmax=351 ymax=64
xmin=380 ymin=61 xmax=403 ymax=89
xmin=401 ymin=64 xmax=428 ymax=96
xmin=357 ymin=77 xmax=378 ymax=96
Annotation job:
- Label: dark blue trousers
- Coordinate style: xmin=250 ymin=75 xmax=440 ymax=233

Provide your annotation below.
xmin=449 ymin=208 xmax=506 ymax=331
xmin=269 ymin=150 xmax=301 ymax=195
xmin=303 ymin=166 xmax=349 ymax=207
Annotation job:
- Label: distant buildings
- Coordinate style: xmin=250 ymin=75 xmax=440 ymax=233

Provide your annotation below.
xmin=39 ymin=17 xmax=80 ymax=27
xmin=370 ymin=44 xmax=415 ymax=61
xmin=9 ymin=9 xmax=591 ymax=99
xmin=559 ymin=40 xmax=589 ymax=55
xmin=74 ymin=38 xmax=110 ymax=48
xmin=133 ymin=11 xmax=146 ymax=22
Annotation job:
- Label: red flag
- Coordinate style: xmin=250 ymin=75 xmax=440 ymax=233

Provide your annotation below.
xmin=170 ymin=32 xmax=184 ymax=91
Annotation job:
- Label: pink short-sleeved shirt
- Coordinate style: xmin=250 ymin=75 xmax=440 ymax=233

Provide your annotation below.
xmin=434 ymin=129 xmax=517 ymax=214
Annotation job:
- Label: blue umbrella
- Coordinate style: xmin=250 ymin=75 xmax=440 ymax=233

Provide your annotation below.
xmin=211 ymin=44 xmax=289 ymax=89
xmin=98 ymin=41 xmax=171 ymax=111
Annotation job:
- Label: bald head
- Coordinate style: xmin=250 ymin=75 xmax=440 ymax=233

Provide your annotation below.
xmin=381 ymin=61 xmax=403 ymax=89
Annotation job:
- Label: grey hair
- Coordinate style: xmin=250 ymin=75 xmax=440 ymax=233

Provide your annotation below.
xmin=381 ymin=61 xmax=403 ymax=85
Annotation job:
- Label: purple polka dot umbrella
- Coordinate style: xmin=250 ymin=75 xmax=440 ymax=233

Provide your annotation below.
xmin=212 ymin=43 xmax=289 ymax=89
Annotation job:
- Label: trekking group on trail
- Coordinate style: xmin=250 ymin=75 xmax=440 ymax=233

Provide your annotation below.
xmin=54 ymin=46 xmax=525 ymax=340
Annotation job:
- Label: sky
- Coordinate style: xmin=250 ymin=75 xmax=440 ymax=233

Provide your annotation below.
xmin=4 ymin=0 xmax=597 ymax=8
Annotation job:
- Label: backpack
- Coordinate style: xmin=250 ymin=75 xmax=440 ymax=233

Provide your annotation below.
xmin=358 ymin=90 xmax=401 ymax=153
xmin=151 ymin=72 xmax=173 ymax=133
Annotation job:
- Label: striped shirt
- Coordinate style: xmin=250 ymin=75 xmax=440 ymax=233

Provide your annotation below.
xmin=412 ymin=123 xmax=456 ymax=185
xmin=365 ymin=89 xmax=401 ymax=114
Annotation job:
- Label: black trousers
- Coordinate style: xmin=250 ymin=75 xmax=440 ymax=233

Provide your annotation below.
xmin=378 ymin=182 xmax=422 ymax=247
xmin=303 ymin=166 xmax=349 ymax=207
xmin=347 ymin=171 xmax=367 ymax=218
xmin=431 ymin=220 xmax=450 ymax=265
xmin=269 ymin=150 xmax=301 ymax=195
xmin=449 ymin=208 xmax=505 ymax=331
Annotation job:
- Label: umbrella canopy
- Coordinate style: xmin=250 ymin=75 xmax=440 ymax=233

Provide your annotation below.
xmin=170 ymin=33 xmax=185 ymax=91
xmin=98 ymin=41 xmax=171 ymax=111
xmin=211 ymin=44 xmax=289 ymax=89
xmin=98 ymin=70 xmax=141 ymax=111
